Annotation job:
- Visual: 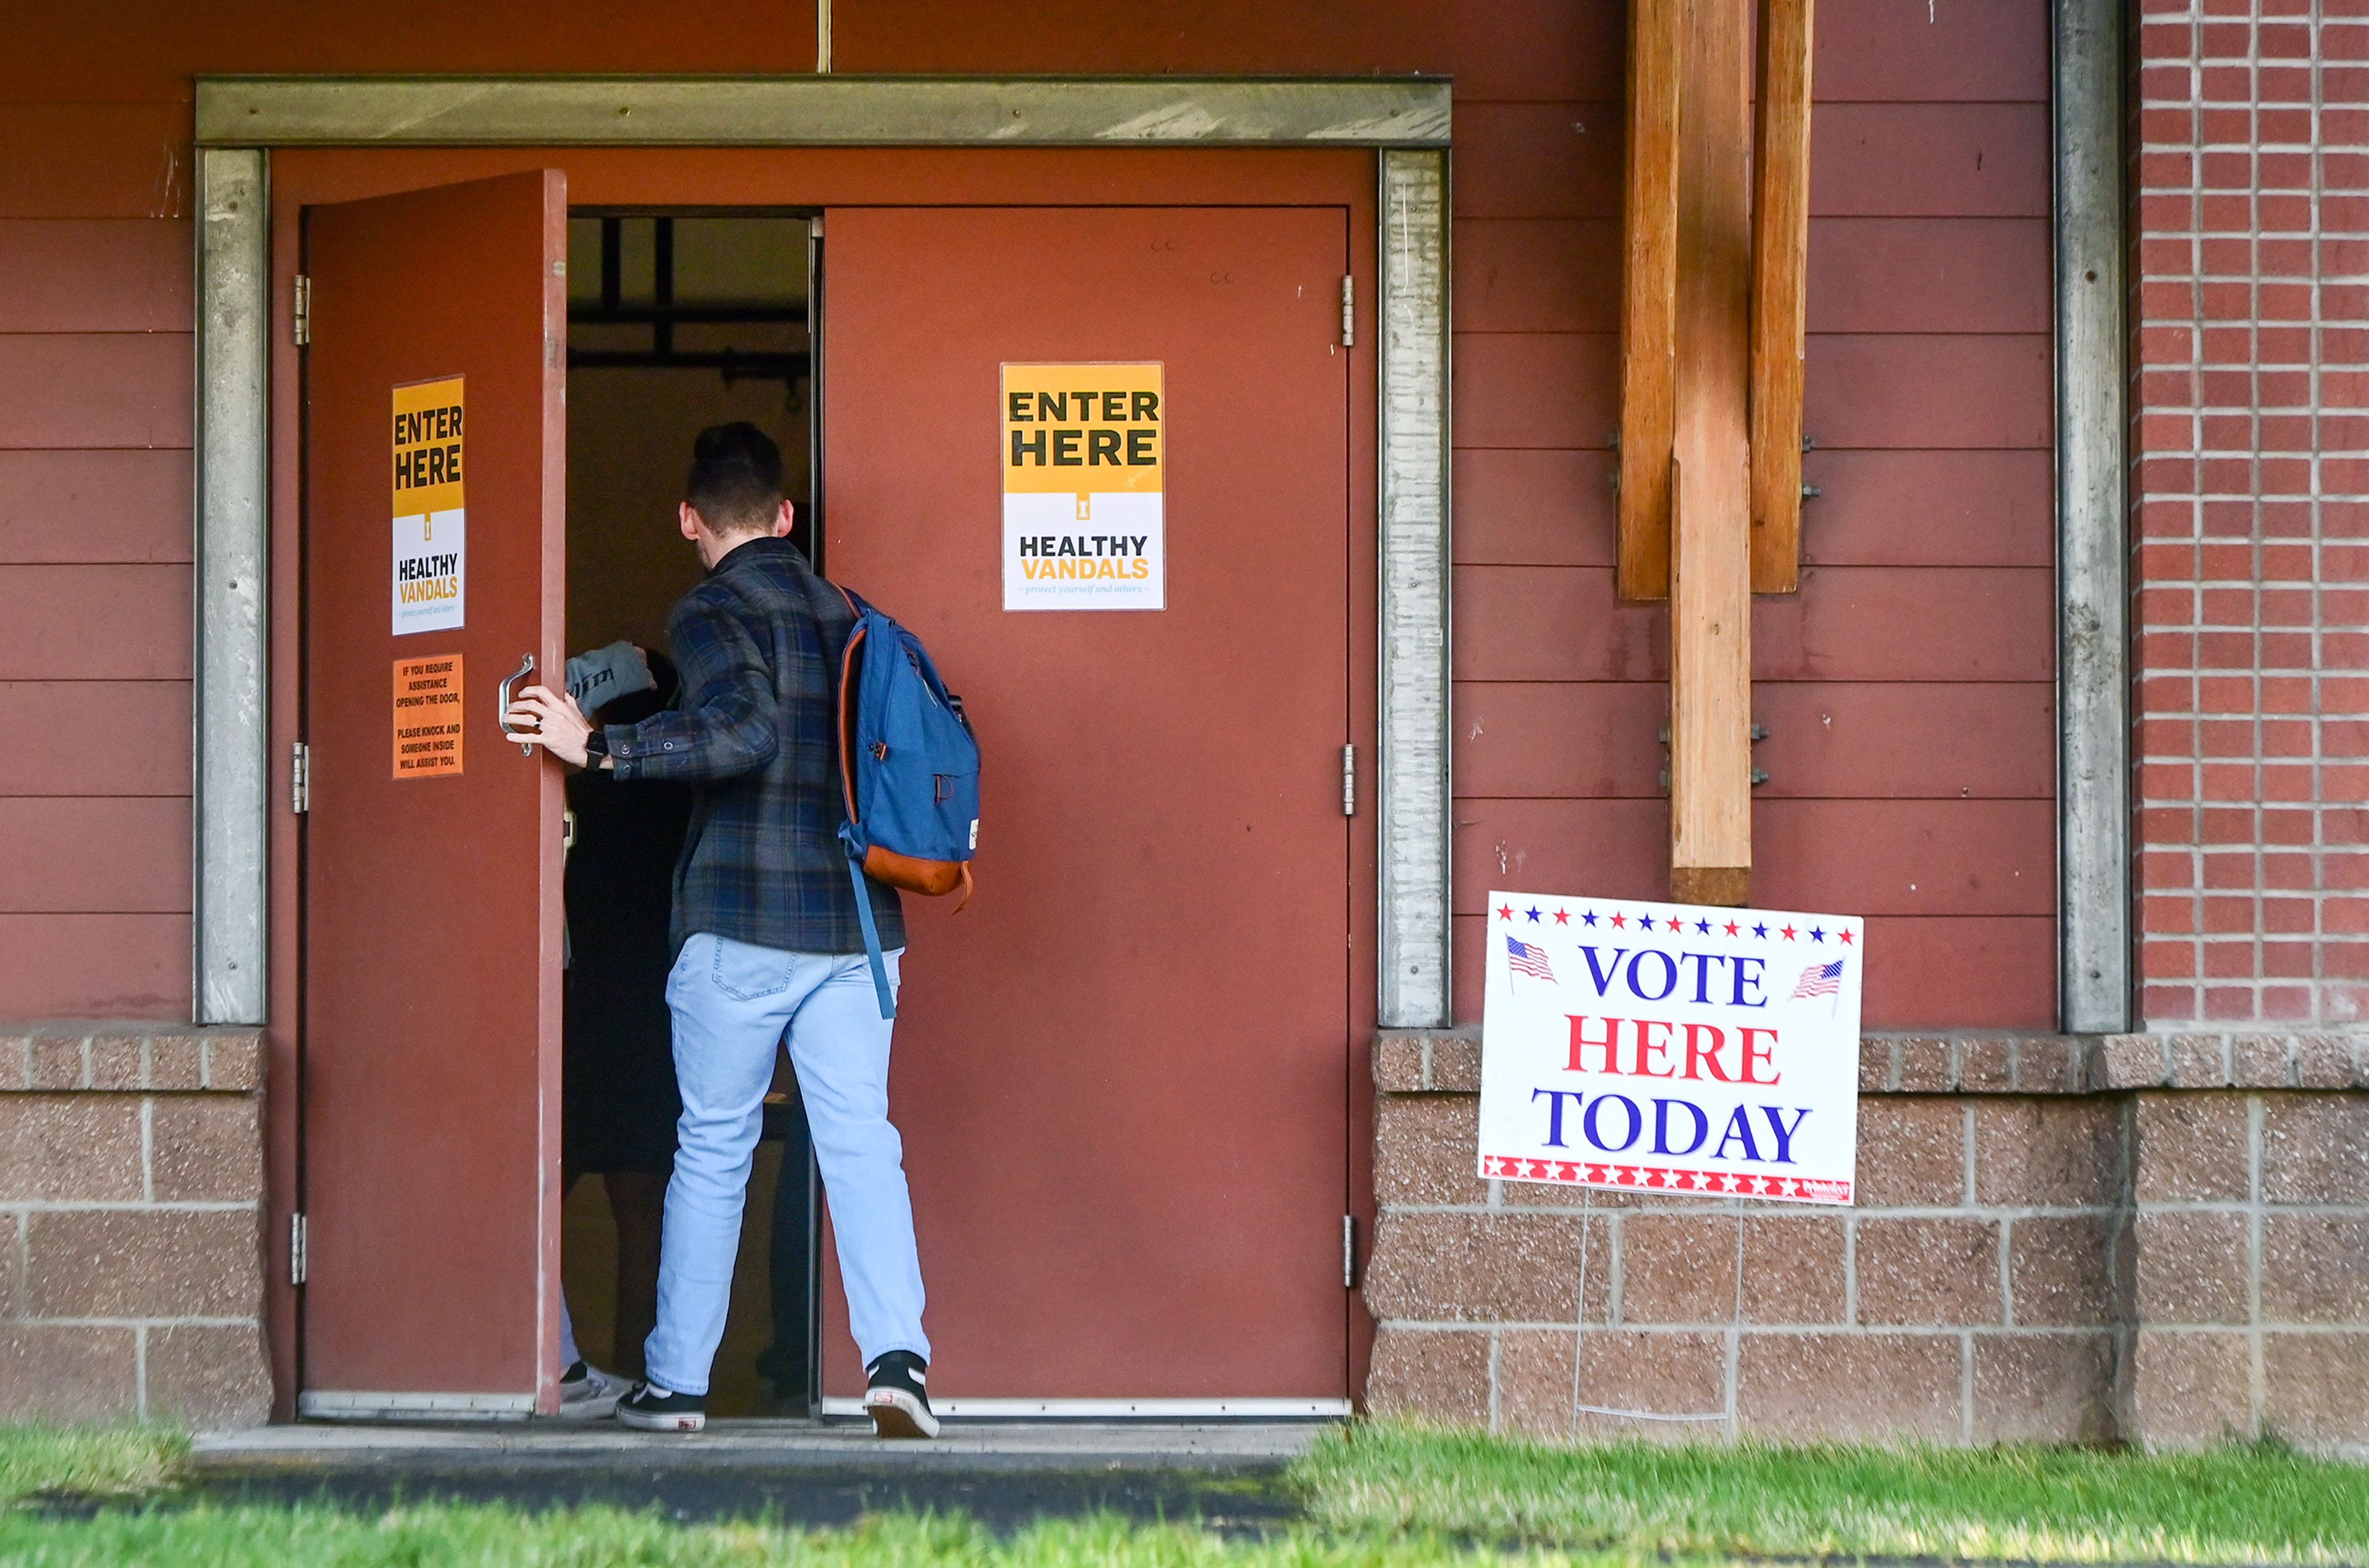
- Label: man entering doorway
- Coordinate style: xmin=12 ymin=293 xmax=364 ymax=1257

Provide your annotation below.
xmin=509 ymin=423 xmax=936 ymax=1438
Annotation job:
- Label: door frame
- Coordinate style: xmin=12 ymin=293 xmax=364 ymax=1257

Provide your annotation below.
xmin=194 ymin=76 xmax=1453 ymax=1034
xmin=191 ymin=78 xmax=1452 ymax=1419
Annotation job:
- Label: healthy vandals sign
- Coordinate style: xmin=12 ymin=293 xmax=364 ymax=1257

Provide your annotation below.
xmin=1477 ymin=893 xmax=1864 ymax=1205
xmin=391 ymin=375 xmax=466 ymax=635
xmin=1001 ymin=361 xmax=1164 ymax=610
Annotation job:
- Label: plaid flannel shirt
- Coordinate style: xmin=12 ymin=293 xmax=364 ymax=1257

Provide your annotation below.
xmin=603 ymin=537 xmax=903 ymax=957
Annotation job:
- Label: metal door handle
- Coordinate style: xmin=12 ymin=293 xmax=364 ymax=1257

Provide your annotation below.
xmin=498 ymin=654 xmax=537 ymax=755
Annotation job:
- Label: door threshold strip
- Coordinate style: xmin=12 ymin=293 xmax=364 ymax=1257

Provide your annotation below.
xmin=815 ymin=1397 xmax=1350 ymax=1420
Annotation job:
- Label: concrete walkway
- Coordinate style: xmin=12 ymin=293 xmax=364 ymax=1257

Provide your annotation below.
xmin=187 ymin=1421 xmax=1326 ymax=1527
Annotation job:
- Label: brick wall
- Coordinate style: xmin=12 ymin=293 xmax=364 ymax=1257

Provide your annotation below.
xmin=2134 ymin=0 xmax=2369 ymax=1027
xmin=0 ymin=1022 xmax=270 ymax=1428
xmin=1365 ymin=1030 xmax=2369 ymax=1452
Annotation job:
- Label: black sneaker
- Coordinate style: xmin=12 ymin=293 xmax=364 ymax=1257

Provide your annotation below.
xmin=863 ymin=1350 xmax=939 ymax=1439
xmin=614 ymin=1380 xmax=706 ymax=1433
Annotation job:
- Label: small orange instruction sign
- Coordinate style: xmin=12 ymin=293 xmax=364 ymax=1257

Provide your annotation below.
xmin=393 ymin=654 xmax=465 ymax=779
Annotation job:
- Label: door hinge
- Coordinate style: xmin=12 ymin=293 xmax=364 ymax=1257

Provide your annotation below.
xmin=292 ymin=274 xmax=312 ymax=346
xmin=1340 ymin=744 xmax=1356 ymax=817
xmin=1342 ymin=1215 xmax=1358 ymax=1289
xmin=289 ymin=1213 xmax=308 ymax=1285
xmin=1339 ymin=275 xmax=1354 ymax=348
xmin=291 ymin=741 xmax=310 ymax=814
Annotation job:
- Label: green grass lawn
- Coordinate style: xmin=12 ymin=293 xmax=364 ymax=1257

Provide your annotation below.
xmin=1295 ymin=1423 xmax=2369 ymax=1564
xmin=0 ymin=1426 xmax=186 ymax=1509
xmin=0 ymin=1504 xmax=1622 ymax=1568
xmin=2 ymin=1419 xmax=2367 ymax=1566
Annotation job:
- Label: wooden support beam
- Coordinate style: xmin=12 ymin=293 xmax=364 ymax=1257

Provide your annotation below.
xmin=1668 ymin=0 xmax=1756 ymax=906
xmin=1616 ymin=0 xmax=1682 ymax=601
xmin=1748 ymin=0 xmax=1814 ymax=593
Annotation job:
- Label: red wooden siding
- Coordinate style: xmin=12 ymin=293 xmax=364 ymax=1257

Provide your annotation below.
xmin=1809 ymin=219 xmax=2050 ymax=335
xmin=1455 ymin=217 xmax=2049 ymax=338
xmin=1456 ymin=448 xmax=1618 ymax=566
xmin=1458 ymin=683 xmax=2056 ymax=801
xmin=1812 ymin=0 xmax=2046 ymax=101
xmin=0 ymin=337 xmax=192 ymax=448
xmin=0 ymin=799 xmax=191 ymax=912
xmin=1455 ymin=567 xmax=2054 ymax=684
xmin=1456 ymin=798 xmax=2054 ymax=917
xmin=0 ymin=221 xmax=193 ymax=332
xmin=1431 ymin=0 xmax=2055 ymax=1027
xmin=0 ymin=3 xmax=821 ymax=102
xmin=832 ymin=0 xmax=1619 ymax=96
xmin=0 ymin=116 xmax=194 ymax=1017
xmin=1457 ymin=447 xmax=2055 ymax=573
xmin=0 ymin=566 xmax=191 ymax=680
xmin=0 ymin=916 xmax=189 ymax=1015
xmin=0 ymin=0 xmax=2056 ymax=1030
xmin=1798 ymin=450 xmax=2054 ymax=568
xmin=1455 ymin=106 xmax=1627 ymax=220
xmin=1810 ymin=105 xmax=2050 ymax=218
xmin=0 ymin=105 xmax=192 ymax=220
xmin=0 ymin=681 xmax=191 ymax=796
xmin=0 ymin=451 xmax=191 ymax=564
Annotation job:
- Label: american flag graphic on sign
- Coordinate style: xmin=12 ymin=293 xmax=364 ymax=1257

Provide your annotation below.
xmin=1505 ymin=936 xmax=1556 ymax=983
xmin=1792 ymin=959 xmax=1846 ymax=999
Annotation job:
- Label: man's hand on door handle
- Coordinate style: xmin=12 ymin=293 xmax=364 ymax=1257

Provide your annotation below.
xmin=506 ymin=685 xmax=606 ymax=769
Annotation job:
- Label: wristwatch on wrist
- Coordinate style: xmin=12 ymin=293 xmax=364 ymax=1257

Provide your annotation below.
xmin=583 ymin=727 xmax=610 ymax=761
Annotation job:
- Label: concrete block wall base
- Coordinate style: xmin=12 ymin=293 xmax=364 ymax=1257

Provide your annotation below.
xmin=1366 ymin=1029 xmax=2369 ymax=1456
xmin=1 ymin=1021 xmax=270 ymax=1430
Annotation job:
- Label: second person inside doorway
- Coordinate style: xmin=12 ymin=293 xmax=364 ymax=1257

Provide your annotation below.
xmin=559 ymin=643 xmax=690 ymax=1397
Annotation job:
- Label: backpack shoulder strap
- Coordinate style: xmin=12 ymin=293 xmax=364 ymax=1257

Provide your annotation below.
xmin=835 ymin=612 xmax=867 ymax=826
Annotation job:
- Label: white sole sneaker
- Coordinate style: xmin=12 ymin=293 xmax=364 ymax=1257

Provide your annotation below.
xmin=615 ymin=1400 xmax=705 ymax=1433
xmin=553 ymin=1366 xmax=629 ymax=1421
xmin=865 ymin=1386 xmax=940 ymax=1439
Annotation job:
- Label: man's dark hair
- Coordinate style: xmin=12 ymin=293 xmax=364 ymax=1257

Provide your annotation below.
xmin=685 ymin=421 xmax=785 ymax=534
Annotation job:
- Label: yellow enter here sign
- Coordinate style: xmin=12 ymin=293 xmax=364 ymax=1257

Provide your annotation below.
xmin=392 ymin=375 xmax=465 ymax=517
xmin=1000 ymin=362 xmax=1162 ymax=497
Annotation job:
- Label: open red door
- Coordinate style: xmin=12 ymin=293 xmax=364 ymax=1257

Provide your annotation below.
xmin=299 ymin=171 xmax=566 ymax=1417
xmin=822 ymin=206 xmax=1353 ymax=1409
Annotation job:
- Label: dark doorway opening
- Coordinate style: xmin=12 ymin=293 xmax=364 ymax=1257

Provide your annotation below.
xmin=561 ymin=210 xmax=822 ymax=1417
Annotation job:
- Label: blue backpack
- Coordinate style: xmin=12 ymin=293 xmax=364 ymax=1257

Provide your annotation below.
xmin=831 ymin=585 xmax=980 ymax=1018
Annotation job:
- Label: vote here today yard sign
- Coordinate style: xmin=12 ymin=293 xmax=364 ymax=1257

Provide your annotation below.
xmin=1478 ymin=893 xmax=1864 ymax=1205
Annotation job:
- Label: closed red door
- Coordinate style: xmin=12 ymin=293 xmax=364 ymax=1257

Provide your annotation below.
xmin=822 ymin=206 xmax=1352 ymax=1405
xmin=300 ymin=171 xmax=568 ymax=1416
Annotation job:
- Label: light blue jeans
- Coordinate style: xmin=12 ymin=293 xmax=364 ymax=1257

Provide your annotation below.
xmin=642 ymin=932 xmax=929 ymax=1395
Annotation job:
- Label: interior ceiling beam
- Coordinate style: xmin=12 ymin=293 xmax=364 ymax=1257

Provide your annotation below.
xmin=1748 ymin=0 xmax=1814 ymax=593
xmin=192 ymin=75 xmax=1450 ymax=147
xmin=1666 ymin=0 xmax=1757 ymax=907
